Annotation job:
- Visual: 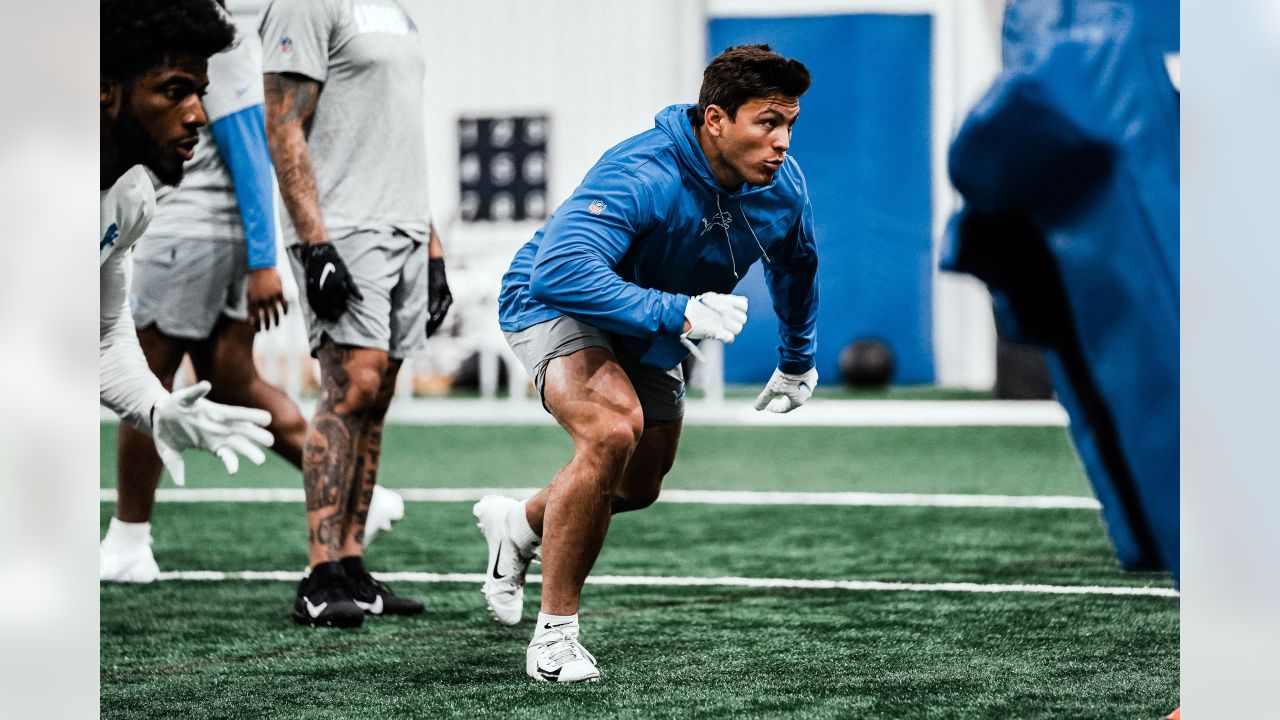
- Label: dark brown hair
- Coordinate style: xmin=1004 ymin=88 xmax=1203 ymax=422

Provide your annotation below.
xmin=695 ymin=44 xmax=812 ymax=126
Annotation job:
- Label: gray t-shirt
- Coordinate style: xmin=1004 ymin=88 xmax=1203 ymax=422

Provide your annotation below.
xmin=259 ymin=0 xmax=430 ymax=245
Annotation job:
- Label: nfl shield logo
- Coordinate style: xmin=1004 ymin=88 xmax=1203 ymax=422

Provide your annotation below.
xmin=281 ymin=37 xmax=293 ymax=53
xmin=588 ymin=200 xmax=606 ymax=215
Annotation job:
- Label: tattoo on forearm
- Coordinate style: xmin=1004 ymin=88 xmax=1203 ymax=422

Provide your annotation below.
xmin=264 ymin=73 xmax=326 ymax=245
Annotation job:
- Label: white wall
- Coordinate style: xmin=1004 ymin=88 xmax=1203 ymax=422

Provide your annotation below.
xmin=232 ymin=0 xmax=1006 ymax=388
xmin=406 ymin=1 xmax=706 ymax=380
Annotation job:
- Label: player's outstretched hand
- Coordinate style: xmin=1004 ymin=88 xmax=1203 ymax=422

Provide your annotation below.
xmin=303 ymin=242 xmax=363 ymax=321
xmin=425 ymin=257 xmax=453 ymax=337
xmin=152 ymin=381 xmax=274 ymax=486
xmin=680 ymin=292 xmax=748 ymax=360
xmin=247 ymin=268 xmax=289 ymax=331
xmin=754 ymin=367 xmax=818 ymax=414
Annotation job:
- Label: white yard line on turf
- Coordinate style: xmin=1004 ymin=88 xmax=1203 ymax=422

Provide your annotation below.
xmin=103 ymin=398 xmax=1069 ymax=427
xmin=153 ymin=570 xmax=1177 ymax=598
xmin=101 ymin=487 xmax=1101 ymax=510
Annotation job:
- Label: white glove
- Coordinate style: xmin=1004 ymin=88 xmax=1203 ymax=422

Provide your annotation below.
xmin=753 ymin=367 xmax=819 ymax=414
xmin=151 ymin=381 xmax=274 ymax=486
xmin=680 ymin=292 xmax=748 ymax=361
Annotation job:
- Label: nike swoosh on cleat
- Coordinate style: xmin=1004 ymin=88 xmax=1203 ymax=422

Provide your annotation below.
xmin=304 ymin=597 xmax=328 ymax=618
xmin=538 ymin=665 xmax=563 ymax=681
xmin=353 ymin=596 xmax=383 ymax=614
xmin=319 ymin=263 xmax=336 ymax=289
xmin=491 ymin=546 xmax=504 ymax=579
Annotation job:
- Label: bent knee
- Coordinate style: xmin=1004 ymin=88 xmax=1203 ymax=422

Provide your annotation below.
xmin=613 ymin=486 xmax=661 ymax=513
xmin=581 ymin=412 xmax=644 ymax=459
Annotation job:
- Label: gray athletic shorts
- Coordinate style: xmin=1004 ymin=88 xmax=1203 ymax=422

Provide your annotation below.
xmin=504 ymin=315 xmax=685 ymax=423
xmin=130 ymin=239 xmax=248 ymax=340
xmin=287 ymin=230 xmax=428 ymax=359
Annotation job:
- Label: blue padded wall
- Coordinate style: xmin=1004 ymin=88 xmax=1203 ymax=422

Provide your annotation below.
xmin=709 ymin=14 xmax=935 ymax=384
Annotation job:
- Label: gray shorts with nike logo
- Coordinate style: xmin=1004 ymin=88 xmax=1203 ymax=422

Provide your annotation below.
xmin=287 ymin=229 xmax=429 ymax=359
xmin=504 ymin=315 xmax=685 ymax=424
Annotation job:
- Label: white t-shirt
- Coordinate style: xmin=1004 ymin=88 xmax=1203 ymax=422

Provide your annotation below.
xmin=100 ymin=164 xmax=166 ymax=431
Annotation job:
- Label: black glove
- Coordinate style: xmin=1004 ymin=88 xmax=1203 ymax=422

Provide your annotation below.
xmin=303 ymin=242 xmax=363 ymax=322
xmin=425 ymin=257 xmax=453 ymax=337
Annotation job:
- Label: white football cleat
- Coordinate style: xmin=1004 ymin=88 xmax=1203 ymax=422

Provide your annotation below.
xmin=99 ymin=527 xmax=160 ymax=584
xmin=527 ymin=630 xmax=600 ymax=683
xmin=362 ymin=485 xmax=405 ymax=546
xmin=473 ymin=495 xmax=534 ymax=626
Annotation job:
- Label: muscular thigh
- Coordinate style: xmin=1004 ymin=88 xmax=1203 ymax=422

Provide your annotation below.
xmin=542 ymin=347 xmax=643 ymax=435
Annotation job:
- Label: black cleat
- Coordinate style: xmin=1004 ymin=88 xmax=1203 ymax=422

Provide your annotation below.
xmin=342 ymin=556 xmax=424 ymax=616
xmin=292 ymin=561 xmax=364 ymax=628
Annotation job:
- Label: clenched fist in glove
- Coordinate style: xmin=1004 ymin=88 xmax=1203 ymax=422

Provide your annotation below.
xmin=680 ymin=292 xmax=748 ymax=361
xmin=303 ymin=242 xmax=363 ymax=321
xmin=152 ymin=381 xmax=275 ymax=486
xmin=754 ymin=367 xmax=819 ymax=414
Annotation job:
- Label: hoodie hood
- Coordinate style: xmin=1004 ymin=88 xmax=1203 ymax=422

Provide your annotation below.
xmin=655 ymin=103 xmax=778 ymax=198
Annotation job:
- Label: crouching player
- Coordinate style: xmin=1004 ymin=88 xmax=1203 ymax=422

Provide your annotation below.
xmin=100 ymin=0 xmax=274 ymax=578
xmin=102 ymin=1 xmax=406 ymax=584
xmin=475 ymin=45 xmax=820 ymax=682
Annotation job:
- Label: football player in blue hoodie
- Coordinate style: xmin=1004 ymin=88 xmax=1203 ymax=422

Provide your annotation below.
xmin=475 ymin=45 xmax=819 ymax=683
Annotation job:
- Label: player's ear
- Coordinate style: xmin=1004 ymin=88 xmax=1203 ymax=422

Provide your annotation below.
xmin=703 ymin=105 xmax=727 ymax=138
xmin=101 ymin=79 xmax=122 ymax=117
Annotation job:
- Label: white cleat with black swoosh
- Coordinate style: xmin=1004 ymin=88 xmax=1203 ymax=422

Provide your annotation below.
xmin=526 ymin=630 xmax=600 ymax=683
xmin=473 ymin=495 xmax=534 ymax=626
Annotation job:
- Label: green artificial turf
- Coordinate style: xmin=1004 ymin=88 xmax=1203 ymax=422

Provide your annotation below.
xmin=101 ymin=423 xmax=1090 ymax=497
xmin=101 ymin=583 xmax=1176 ymax=720
xmin=100 ymin=421 xmax=1176 ymax=719
xmin=100 ymin=502 xmax=1167 ymax=590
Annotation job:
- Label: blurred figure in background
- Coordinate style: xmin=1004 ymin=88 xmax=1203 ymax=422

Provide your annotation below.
xmin=100 ymin=0 xmax=274 ymax=581
xmin=102 ymin=1 xmax=406 ymax=585
xmin=475 ymin=44 xmax=819 ymax=683
xmin=944 ymin=0 xmax=1178 ymax=582
xmin=261 ymin=0 xmax=452 ymax=628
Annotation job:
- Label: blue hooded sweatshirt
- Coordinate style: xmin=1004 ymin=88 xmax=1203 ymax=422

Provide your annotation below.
xmin=498 ymin=104 xmax=819 ymax=373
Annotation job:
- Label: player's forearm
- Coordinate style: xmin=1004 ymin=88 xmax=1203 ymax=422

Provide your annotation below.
xmin=263 ymin=73 xmax=327 ymax=246
xmin=427 ymin=222 xmax=445 ymax=260
xmin=529 ymin=255 xmax=687 ymax=337
xmin=765 ymin=265 xmax=819 ymax=374
xmin=100 ymin=301 xmax=166 ymax=434
xmin=212 ymin=105 xmax=277 ymax=268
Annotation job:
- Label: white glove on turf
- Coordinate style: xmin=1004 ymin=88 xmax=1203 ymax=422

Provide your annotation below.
xmin=152 ymin=381 xmax=274 ymax=486
xmin=754 ymin=367 xmax=819 ymax=414
xmin=680 ymin=292 xmax=748 ymax=361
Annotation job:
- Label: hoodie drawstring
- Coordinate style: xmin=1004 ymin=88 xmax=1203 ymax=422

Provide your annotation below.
xmin=714 ymin=195 xmax=739 ymax=279
xmin=707 ymin=195 xmax=772 ymax=280
xmin=737 ymin=201 xmax=772 ymax=265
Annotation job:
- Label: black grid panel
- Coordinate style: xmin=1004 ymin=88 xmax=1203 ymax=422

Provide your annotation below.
xmin=458 ymin=115 xmax=548 ymax=222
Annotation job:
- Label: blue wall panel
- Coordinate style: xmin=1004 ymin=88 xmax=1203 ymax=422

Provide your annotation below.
xmin=708 ymin=15 xmax=935 ymax=384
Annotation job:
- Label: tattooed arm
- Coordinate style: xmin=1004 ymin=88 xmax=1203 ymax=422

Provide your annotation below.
xmin=263 ymin=72 xmax=327 ymax=247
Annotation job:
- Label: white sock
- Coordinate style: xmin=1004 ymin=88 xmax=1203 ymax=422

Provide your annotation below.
xmin=506 ymin=500 xmax=541 ymax=554
xmin=533 ymin=612 xmax=579 ymax=642
xmin=105 ymin=517 xmax=151 ymax=546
